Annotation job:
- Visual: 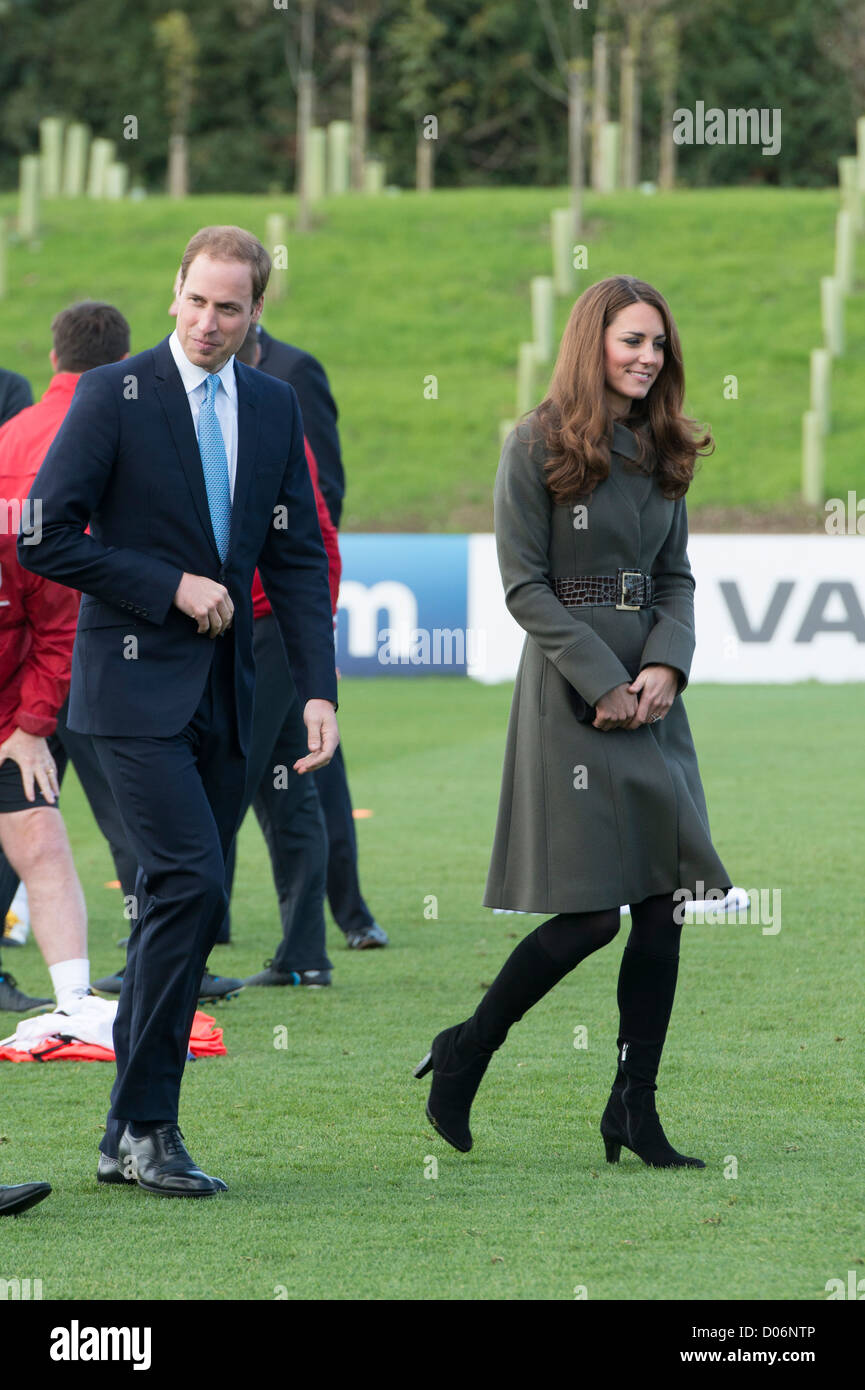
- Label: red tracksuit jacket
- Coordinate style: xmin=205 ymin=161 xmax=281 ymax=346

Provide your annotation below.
xmin=0 ymin=374 xmax=81 ymax=746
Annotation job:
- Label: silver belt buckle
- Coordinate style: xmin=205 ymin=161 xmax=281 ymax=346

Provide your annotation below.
xmin=616 ymin=569 xmax=642 ymax=610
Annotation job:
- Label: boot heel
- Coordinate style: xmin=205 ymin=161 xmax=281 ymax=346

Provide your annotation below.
xmin=604 ymin=1137 xmax=622 ymax=1164
xmin=413 ymin=1051 xmax=432 ymax=1079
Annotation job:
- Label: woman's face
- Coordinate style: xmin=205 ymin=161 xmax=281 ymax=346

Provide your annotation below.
xmin=603 ymin=301 xmax=666 ymax=417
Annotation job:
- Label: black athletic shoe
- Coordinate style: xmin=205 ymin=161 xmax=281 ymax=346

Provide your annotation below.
xmin=197 ymin=971 xmax=244 ymax=1001
xmin=345 ymin=923 xmax=389 ymax=950
xmin=0 ymin=973 xmax=52 ymax=1013
xmin=91 ymin=969 xmax=123 ymax=995
xmin=93 ymin=967 xmax=243 ymax=1001
xmin=243 ymin=962 xmax=331 ymax=988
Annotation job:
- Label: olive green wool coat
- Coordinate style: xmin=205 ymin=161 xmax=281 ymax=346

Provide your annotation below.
xmin=483 ymin=414 xmax=731 ymax=915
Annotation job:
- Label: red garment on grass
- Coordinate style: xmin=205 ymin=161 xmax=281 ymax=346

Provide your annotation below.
xmin=0 ymin=374 xmax=82 ymax=744
xmin=251 ymin=437 xmax=341 ymax=620
xmin=0 ymin=1009 xmax=226 ymax=1062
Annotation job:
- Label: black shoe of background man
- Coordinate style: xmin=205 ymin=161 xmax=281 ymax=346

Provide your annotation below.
xmin=0 ymin=973 xmax=53 ymax=1013
xmin=0 ymin=1181 xmax=52 ymax=1215
xmin=92 ymin=967 xmax=244 ymax=1001
xmin=117 ymin=1124 xmax=226 ymax=1197
xmin=97 ymin=1150 xmax=226 ymax=1191
xmin=243 ymin=961 xmax=331 ymax=988
xmin=345 ymin=922 xmax=389 ymax=950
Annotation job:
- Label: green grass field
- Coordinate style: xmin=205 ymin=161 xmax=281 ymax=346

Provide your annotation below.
xmin=1 ymin=678 xmax=860 ymax=1301
xmin=1 ymin=187 xmax=862 ymax=530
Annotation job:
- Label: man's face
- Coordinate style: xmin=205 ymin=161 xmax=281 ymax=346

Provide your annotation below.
xmin=175 ymin=253 xmax=263 ymax=371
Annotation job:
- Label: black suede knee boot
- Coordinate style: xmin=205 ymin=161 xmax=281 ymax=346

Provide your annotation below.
xmin=600 ymin=944 xmax=704 ymax=1169
xmin=416 ymin=909 xmax=619 ymax=1152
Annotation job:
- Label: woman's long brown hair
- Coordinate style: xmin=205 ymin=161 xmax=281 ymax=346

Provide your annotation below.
xmin=528 ymin=275 xmax=714 ymax=502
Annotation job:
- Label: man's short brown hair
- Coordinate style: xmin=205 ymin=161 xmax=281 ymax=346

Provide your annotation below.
xmin=179 ymin=225 xmax=271 ymax=305
xmin=51 ymin=301 xmax=131 ymax=372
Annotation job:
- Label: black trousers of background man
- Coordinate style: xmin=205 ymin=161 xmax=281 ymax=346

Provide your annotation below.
xmin=222 ymin=613 xmax=331 ymax=974
xmin=93 ymin=632 xmax=246 ymax=1158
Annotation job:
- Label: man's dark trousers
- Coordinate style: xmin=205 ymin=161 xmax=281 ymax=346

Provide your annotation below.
xmin=94 ymin=633 xmax=245 ymax=1158
xmin=222 ymin=614 xmax=331 ymax=973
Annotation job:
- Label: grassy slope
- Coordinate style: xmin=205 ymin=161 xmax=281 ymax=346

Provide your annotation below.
xmin=1 ymin=679 xmax=861 ymax=1301
xmin=0 ymin=187 xmax=862 ymax=530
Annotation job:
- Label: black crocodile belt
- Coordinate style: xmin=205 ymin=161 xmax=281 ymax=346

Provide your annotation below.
xmin=553 ymin=569 xmax=654 ymax=611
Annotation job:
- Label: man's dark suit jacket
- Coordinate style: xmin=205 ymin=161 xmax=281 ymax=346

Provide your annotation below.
xmin=0 ymin=368 xmax=33 ymax=428
xmin=17 ymin=335 xmax=337 ymax=753
xmin=257 ymin=327 xmax=344 ymax=528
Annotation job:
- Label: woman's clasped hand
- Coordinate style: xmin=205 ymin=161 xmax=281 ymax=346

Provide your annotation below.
xmin=591 ymin=662 xmax=679 ymax=731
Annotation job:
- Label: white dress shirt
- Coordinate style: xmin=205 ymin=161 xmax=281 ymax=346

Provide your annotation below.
xmin=168 ymin=329 xmax=239 ymax=500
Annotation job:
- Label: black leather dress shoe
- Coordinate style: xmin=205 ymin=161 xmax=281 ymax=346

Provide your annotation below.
xmin=0 ymin=1181 xmax=52 ymax=1215
xmin=117 ymin=1125 xmax=227 ymax=1197
xmin=96 ymin=1153 xmax=135 ymax=1186
xmin=98 ymin=1147 xmax=227 ymax=1192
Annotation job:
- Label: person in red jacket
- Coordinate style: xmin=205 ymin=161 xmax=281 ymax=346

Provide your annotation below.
xmin=0 ymin=302 xmax=130 ymax=1014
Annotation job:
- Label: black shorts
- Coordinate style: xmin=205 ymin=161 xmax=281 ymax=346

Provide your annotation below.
xmin=0 ymin=733 xmax=65 ymax=813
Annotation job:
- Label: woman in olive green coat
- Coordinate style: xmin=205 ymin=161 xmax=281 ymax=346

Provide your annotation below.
xmin=416 ymin=275 xmax=731 ymax=1169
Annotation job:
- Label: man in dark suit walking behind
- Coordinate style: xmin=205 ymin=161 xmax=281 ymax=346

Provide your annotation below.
xmin=19 ymin=226 xmax=339 ymax=1197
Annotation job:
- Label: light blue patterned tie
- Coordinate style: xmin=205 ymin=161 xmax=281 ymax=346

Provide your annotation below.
xmin=198 ymin=374 xmax=231 ymax=561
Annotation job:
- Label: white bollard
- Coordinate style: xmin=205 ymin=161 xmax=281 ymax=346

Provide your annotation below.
xmin=306 ymin=127 xmax=326 ymax=202
xmin=39 ymin=116 xmax=65 ymax=198
xmin=87 ymin=138 xmax=115 ymax=198
xmin=801 ymin=409 xmax=823 ymax=507
xmin=838 ymin=155 xmax=863 ymax=235
xmin=266 ymin=213 xmax=287 ymax=299
xmin=550 ymin=209 xmax=576 ymax=295
xmin=63 ymin=123 xmax=89 ymax=197
xmin=326 ymin=120 xmax=352 ymax=195
xmin=105 ymin=164 xmax=128 ymax=200
xmin=599 ymin=121 xmax=620 ymax=193
xmin=499 ymin=418 xmax=516 ymax=450
xmin=834 ymin=210 xmax=855 ymax=294
xmin=517 ymin=342 xmax=542 ymax=416
xmin=821 ymin=275 xmax=844 ymax=356
xmin=363 ymin=158 xmax=385 ymax=193
xmin=530 ymin=276 xmax=555 ymax=363
xmin=809 ymin=347 xmax=831 ymax=435
xmin=18 ymin=155 xmax=40 ymax=241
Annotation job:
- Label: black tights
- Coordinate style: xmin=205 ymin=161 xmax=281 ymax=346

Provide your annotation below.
xmin=469 ymin=891 xmax=683 ymax=1052
xmin=536 ymin=890 xmax=682 ymax=968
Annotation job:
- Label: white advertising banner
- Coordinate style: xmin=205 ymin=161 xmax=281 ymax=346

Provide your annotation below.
xmin=467 ymin=534 xmax=865 ymax=684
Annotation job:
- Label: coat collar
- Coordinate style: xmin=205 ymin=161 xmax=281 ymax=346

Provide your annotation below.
xmin=152 ymin=334 xmax=262 ymax=565
xmin=611 ymin=419 xmax=640 ymax=461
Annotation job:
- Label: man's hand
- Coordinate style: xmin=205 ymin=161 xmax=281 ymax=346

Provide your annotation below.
xmin=174 ymin=573 xmax=234 ymax=637
xmin=592 ymin=682 xmax=639 ymax=731
xmin=294 ymin=699 xmax=339 ymax=774
xmin=0 ymin=729 xmax=60 ymax=804
xmin=621 ymin=663 xmax=679 ymax=729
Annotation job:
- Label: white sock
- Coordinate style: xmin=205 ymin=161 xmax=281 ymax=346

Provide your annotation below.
xmin=49 ymin=958 xmax=90 ymax=1013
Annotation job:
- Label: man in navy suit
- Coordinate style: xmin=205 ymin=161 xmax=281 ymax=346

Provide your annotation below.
xmin=19 ymin=225 xmax=339 ymax=1197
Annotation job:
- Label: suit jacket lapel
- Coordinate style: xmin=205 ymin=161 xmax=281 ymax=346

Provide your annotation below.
xmin=229 ymin=360 xmax=262 ymax=559
xmin=153 ymin=337 xmax=221 ymax=563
